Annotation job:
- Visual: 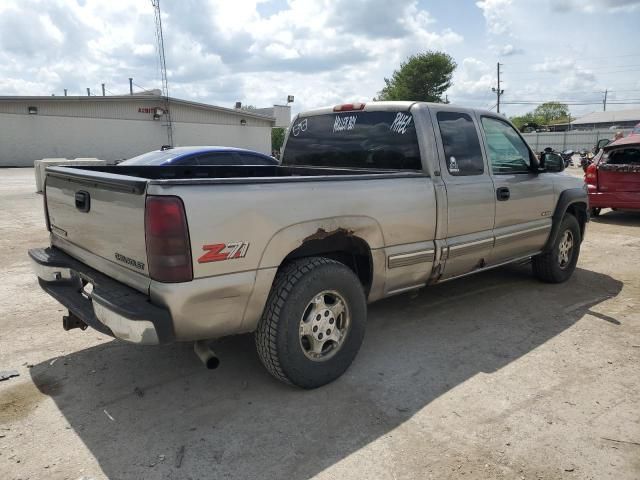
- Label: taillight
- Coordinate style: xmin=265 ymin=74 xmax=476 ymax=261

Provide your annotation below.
xmin=43 ymin=181 xmax=51 ymax=232
xmin=145 ymin=196 xmax=193 ymax=283
xmin=585 ymin=163 xmax=598 ymax=186
xmin=333 ymin=102 xmax=366 ymax=112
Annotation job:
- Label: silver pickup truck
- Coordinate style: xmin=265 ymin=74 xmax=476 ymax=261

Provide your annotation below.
xmin=30 ymin=101 xmax=588 ymax=388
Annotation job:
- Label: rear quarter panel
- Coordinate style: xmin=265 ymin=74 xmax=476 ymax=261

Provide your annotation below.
xmin=147 ymin=176 xmax=437 ymax=337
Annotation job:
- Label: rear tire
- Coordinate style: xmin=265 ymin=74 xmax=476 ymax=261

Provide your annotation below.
xmin=532 ymin=213 xmax=581 ymax=283
xmin=255 ymin=257 xmax=367 ymax=389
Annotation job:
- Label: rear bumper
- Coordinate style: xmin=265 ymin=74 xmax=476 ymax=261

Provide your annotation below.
xmin=588 ymin=191 xmax=640 ymax=210
xmin=29 ymin=247 xmax=174 ymax=345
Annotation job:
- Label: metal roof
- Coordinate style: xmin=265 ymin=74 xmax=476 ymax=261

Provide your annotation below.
xmin=604 ymin=135 xmax=640 ymax=149
xmin=572 ymin=108 xmax=640 ymax=125
xmin=0 ymin=94 xmax=275 ymax=122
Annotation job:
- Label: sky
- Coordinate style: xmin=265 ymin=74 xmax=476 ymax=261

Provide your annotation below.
xmin=1 ymin=0 xmax=639 ymax=119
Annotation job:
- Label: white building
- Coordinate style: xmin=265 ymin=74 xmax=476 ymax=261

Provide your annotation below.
xmin=254 ymin=105 xmax=292 ymax=128
xmin=0 ymin=93 xmax=275 ymax=166
xmin=571 ymin=108 xmax=640 ymax=130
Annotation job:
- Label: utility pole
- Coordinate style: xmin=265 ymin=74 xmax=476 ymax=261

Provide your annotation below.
xmin=492 ymin=62 xmax=504 ymax=113
xmin=101 ymin=83 xmax=106 ymax=96
xmin=129 ymin=77 xmax=133 ymax=95
xmin=87 ymin=87 xmax=91 ymax=96
xmin=603 ymin=89 xmax=608 ymax=112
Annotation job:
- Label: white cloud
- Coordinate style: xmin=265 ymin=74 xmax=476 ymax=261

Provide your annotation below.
xmin=496 ymin=44 xmax=524 ymax=56
xmin=450 ymin=58 xmax=495 ymax=98
xmin=0 ymin=0 xmax=636 ymax=121
xmin=476 ymin=0 xmax=512 ymax=34
xmin=552 ymin=0 xmax=640 ymax=12
xmin=0 ymin=0 xmax=464 ymax=113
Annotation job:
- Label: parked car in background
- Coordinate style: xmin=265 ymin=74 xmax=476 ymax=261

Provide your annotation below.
xmin=585 ymin=136 xmax=640 ymax=216
xmin=119 ymin=146 xmax=279 ymax=166
xmin=631 ymin=122 xmax=640 ymax=136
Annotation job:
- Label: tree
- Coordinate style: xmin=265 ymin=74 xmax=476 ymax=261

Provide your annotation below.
xmin=375 ymin=51 xmax=456 ymax=103
xmin=532 ymin=102 xmax=570 ymax=125
xmin=510 ymin=102 xmax=572 ymax=131
xmin=271 ymin=127 xmax=286 ymax=153
xmin=510 ymin=112 xmax=539 ymax=131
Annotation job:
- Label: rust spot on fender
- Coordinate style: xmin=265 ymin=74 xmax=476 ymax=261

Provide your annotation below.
xmin=303 ymin=227 xmax=355 ymax=243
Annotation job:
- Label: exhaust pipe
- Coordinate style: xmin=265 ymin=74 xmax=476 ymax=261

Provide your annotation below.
xmin=194 ymin=340 xmax=220 ymax=369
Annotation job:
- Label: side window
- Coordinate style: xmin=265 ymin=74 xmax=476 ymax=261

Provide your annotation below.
xmin=169 ymin=155 xmax=199 ymax=166
xmin=197 ymin=152 xmax=242 ymax=166
xmin=436 ymin=112 xmax=484 ymax=176
xmin=237 ymin=153 xmax=274 ymax=165
xmin=606 ymin=148 xmax=640 ymax=165
xmin=482 ymin=117 xmax=532 ymax=174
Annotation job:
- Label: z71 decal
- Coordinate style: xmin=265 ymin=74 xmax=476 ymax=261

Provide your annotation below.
xmin=197 ymin=242 xmax=250 ymax=263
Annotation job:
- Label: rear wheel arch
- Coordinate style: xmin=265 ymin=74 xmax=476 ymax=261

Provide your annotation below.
xmin=256 ymin=217 xmax=384 ymax=291
xmin=242 ymin=218 xmax=383 ymax=332
xmin=281 ymin=232 xmax=374 ymax=294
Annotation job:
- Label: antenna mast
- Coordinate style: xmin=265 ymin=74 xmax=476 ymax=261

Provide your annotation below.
xmin=151 ymin=0 xmax=173 ymax=145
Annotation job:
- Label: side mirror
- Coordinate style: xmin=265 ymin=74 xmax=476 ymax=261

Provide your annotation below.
xmin=540 ymin=152 xmax=565 ymax=172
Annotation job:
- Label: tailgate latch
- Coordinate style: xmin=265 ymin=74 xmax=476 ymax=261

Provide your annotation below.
xmin=75 ymin=191 xmax=91 ymax=212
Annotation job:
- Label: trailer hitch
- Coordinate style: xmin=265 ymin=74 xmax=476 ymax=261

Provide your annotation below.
xmin=62 ymin=311 xmax=88 ymax=331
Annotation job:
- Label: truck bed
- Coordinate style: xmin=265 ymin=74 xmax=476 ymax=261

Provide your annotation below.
xmin=46 ymin=164 xmax=424 ymax=188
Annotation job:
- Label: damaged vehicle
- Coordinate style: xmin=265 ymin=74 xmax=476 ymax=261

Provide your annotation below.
xmin=585 ymin=136 xmax=640 ymax=216
xmin=30 ymin=101 xmax=588 ymax=388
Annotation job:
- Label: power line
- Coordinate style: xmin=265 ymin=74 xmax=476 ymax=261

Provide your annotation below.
xmin=504 ymin=67 xmax=640 ymax=78
xmin=132 ymin=81 xmax=153 ymax=93
xmin=502 ymin=101 xmax=640 ymax=105
xmin=505 ymin=63 xmax=640 ymax=74
xmin=502 ymin=52 xmax=640 ymax=65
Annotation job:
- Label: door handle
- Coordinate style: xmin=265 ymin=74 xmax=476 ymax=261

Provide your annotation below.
xmin=496 ymin=187 xmax=510 ymax=201
xmin=75 ymin=191 xmax=91 ymax=212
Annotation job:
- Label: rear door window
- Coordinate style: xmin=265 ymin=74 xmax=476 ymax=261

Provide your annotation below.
xmin=282 ymin=110 xmax=422 ymax=170
xmin=169 ymin=155 xmax=199 ymax=166
xmin=197 ymin=152 xmax=242 ymax=166
xmin=119 ymin=150 xmax=181 ymax=165
xmin=436 ymin=112 xmax=484 ymax=176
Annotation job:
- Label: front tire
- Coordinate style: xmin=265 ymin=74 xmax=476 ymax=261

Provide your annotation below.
xmin=591 ymin=207 xmax=601 ymax=217
xmin=532 ymin=214 xmax=581 ymax=283
xmin=255 ymin=257 xmax=367 ymax=388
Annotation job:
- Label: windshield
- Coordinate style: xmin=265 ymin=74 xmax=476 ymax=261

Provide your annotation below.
xmin=282 ymin=110 xmax=422 ymax=170
xmin=119 ymin=150 xmax=182 ymax=165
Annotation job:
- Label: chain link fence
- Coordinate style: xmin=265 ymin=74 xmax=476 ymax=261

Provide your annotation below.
xmin=522 ymin=129 xmax=632 ymax=152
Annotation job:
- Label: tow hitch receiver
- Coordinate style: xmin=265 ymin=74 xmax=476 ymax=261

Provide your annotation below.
xmin=63 ymin=311 xmax=88 ymax=331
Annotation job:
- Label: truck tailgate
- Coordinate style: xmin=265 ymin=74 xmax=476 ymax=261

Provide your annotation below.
xmin=45 ymin=169 xmax=150 ymax=281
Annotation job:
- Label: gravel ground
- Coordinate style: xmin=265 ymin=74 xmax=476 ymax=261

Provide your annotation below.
xmin=0 ymin=167 xmax=638 ymax=480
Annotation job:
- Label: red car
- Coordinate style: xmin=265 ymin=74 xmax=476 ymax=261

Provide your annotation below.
xmin=585 ymin=136 xmax=640 ymax=216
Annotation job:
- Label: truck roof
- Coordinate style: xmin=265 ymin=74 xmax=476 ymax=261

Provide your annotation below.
xmin=298 ymin=100 xmax=496 ymax=118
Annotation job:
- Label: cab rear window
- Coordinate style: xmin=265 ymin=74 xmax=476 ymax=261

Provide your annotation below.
xmin=282 ymin=111 xmax=422 ymax=170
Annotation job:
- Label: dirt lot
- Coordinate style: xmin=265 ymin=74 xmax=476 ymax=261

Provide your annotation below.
xmin=0 ymin=167 xmax=638 ymax=480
